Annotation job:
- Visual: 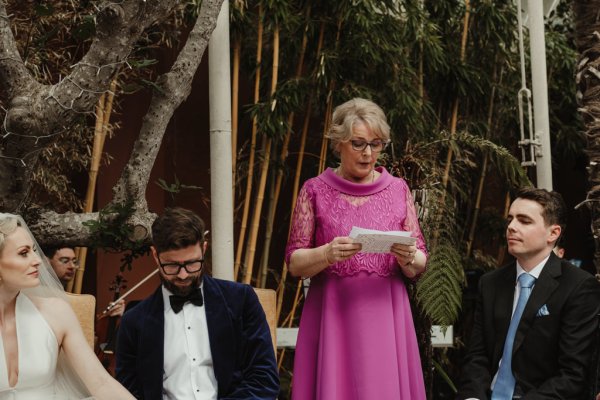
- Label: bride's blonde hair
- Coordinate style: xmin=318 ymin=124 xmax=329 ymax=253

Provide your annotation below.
xmin=0 ymin=214 xmax=19 ymax=254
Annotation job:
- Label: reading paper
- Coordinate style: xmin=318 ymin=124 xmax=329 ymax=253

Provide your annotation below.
xmin=349 ymin=226 xmax=416 ymax=253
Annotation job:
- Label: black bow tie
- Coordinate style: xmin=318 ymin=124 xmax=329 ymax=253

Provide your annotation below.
xmin=169 ymin=288 xmax=203 ymax=313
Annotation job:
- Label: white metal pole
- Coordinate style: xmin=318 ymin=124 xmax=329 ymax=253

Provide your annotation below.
xmin=528 ymin=0 xmax=553 ymax=190
xmin=208 ymin=0 xmax=234 ymax=280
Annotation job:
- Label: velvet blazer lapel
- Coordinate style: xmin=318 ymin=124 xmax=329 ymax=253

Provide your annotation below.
xmin=203 ymin=276 xmax=236 ymax=395
xmin=139 ymin=287 xmax=165 ymax=398
xmin=512 ymin=253 xmax=560 ymax=355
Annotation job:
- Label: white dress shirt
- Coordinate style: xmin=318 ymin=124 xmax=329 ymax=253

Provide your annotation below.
xmin=467 ymin=255 xmax=549 ymax=400
xmin=162 ymin=285 xmax=218 ymax=400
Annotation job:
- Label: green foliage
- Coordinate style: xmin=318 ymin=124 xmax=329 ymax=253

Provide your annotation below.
xmin=385 ymin=129 xmax=530 ymax=328
xmin=433 ymin=359 xmax=458 ymax=394
xmin=156 ymin=175 xmax=203 ymax=200
xmin=82 ymin=203 xmax=150 ymax=271
xmin=29 ymin=123 xmax=92 ymax=212
xmin=416 ymin=244 xmax=464 ymax=326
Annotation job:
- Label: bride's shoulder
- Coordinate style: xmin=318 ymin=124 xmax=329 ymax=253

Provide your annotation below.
xmin=26 ymin=295 xmax=74 ymax=333
xmin=27 ymin=294 xmax=71 ymax=312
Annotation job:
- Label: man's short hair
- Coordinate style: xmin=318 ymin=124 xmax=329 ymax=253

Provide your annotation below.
xmin=151 ymin=207 xmax=205 ymax=253
xmin=514 ymin=187 xmax=567 ymax=231
xmin=42 ymin=245 xmax=73 ymax=259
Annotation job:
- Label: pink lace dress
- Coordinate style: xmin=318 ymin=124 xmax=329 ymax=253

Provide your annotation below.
xmin=286 ymin=167 xmax=427 ymax=400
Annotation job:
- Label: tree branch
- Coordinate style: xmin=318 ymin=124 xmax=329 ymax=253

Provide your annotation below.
xmin=111 ymin=0 xmax=225 ymax=223
xmin=0 ymin=0 xmax=180 ymax=213
xmin=3 ymin=0 xmax=182 ymax=136
xmin=27 ymin=209 xmax=157 ymax=248
xmin=0 ymin=0 xmax=35 ymax=100
xmin=27 ymin=210 xmax=101 ymax=247
xmin=7 ymin=0 xmax=225 ymax=246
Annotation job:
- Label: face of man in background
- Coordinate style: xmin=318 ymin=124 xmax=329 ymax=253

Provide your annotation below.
xmin=48 ymin=247 xmax=78 ymax=283
xmin=553 ymin=246 xmax=565 ymax=258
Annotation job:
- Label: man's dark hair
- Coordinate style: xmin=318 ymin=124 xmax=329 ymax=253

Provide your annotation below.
xmin=42 ymin=245 xmax=73 ymax=259
xmin=515 ymin=187 xmax=567 ymax=231
xmin=151 ymin=207 xmax=205 ymax=253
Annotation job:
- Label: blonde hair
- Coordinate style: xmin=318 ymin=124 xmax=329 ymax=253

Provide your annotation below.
xmin=325 ymin=98 xmax=391 ymax=156
xmin=0 ymin=215 xmax=19 ymax=255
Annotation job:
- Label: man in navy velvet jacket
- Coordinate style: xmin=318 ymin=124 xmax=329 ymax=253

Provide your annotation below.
xmin=116 ymin=207 xmax=279 ymax=400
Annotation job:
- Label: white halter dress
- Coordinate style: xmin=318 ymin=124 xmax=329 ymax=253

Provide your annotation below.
xmin=0 ymin=293 xmax=69 ymax=399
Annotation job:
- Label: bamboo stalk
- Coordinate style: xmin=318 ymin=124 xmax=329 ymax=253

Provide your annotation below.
xmin=433 ymin=0 xmax=470 ymax=248
xmin=234 ymin=5 xmax=264 ymax=281
xmin=318 ymin=101 xmax=333 ymax=173
xmin=275 ymin=106 xmax=312 ymax=317
xmin=277 ymin=19 xmax=344 ymax=373
xmin=288 ymin=279 xmax=302 ymax=328
xmin=73 ymin=79 xmax=117 ymax=294
xmin=243 ymin=137 xmax=272 ymax=285
xmin=496 ymin=191 xmax=511 ymax=267
xmin=288 ymin=20 xmax=324 ymax=207
xmin=242 ymin=22 xmax=280 ymax=285
xmin=317 ymin=18 xmax=343 ymax=173
xmin=258 ymin=172 xmax=276 ymax=287
xmin=441 ymin=0 xmax=470 ymax=188
xmin=465 ymin=153 xmax=488 ymax=257
xmin=258 ymin=7 xmax=311 ymax=288
xmin=465 ymin=64 xmax=501 ymax=257
xmin=277 ymin=277 xmax=303 ymax=370
xmin=276 ymin=20 xmax=326 ymax=321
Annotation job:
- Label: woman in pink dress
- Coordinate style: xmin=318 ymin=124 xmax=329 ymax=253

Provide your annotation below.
xmin=286 ymin=98 xmax=428 ymax=400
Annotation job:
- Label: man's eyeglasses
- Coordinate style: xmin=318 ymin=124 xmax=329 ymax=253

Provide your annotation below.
xmin=350 ymin=139 xmax=390 ymax=153
xmin=158 ymin=256 xmax=204 ymax=275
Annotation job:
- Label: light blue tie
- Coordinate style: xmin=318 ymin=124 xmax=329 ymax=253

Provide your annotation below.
xmin=492 ymin=273 xmax=536 ymax=400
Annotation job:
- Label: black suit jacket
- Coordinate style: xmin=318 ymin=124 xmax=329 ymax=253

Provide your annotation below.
xmin=457 ymin=253 xmax=600 ymax=399
xmin=115 ymin=275 xmax=279 ymax=399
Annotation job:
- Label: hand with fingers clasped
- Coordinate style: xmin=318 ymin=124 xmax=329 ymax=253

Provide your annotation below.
xmin=391 ymin=243 xmax=418 ymax=275
xmin=324 ymin=237 xmax=362 ymax=265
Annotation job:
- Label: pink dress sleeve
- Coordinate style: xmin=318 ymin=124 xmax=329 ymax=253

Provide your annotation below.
xmin=401 ymin=182 xmax=428 ymax=259
xmin=285 ymin=183 xmax=315 ymax=264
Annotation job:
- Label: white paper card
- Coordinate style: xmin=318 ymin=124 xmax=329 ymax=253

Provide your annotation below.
xmin=349 ymin=226 xmax=416 ymax=253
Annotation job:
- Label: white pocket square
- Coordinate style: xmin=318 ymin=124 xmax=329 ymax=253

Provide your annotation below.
xmin=536 ymin=304 xmax=550 ymax=317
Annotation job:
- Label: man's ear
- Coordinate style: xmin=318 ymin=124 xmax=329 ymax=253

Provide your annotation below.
xmin=150 ymin=246 xmax=159 ymax=265
xmin=203 ymin=240 xmax=208 ymax=255
xmin=548 ymin=225 xmax=561 ymax=245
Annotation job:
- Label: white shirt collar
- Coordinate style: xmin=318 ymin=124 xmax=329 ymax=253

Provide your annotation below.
xmin=161 ymin=281 xmax=204 ymax=313
xmin=516 ymin=254 xmax=550 ymax=282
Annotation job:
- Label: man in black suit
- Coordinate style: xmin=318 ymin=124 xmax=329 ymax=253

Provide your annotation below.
xmin=116 ymin=207 xmax=279 ymax=399
xmin=457 ymin=187 xmax=600 ymax=399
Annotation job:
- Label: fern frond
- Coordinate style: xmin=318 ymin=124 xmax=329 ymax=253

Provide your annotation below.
xmin=416 ymin=244 xmax=464 ymax=326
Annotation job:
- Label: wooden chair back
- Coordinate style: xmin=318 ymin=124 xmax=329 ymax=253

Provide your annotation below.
xmin=66 ymin=293 xmax=96 ymax=349
xmin=253 ymin=288 xmax=277 ymax=352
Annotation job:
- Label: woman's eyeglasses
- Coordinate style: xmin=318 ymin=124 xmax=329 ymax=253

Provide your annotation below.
xmin=350 ymin=139 xmax=390 ymax=153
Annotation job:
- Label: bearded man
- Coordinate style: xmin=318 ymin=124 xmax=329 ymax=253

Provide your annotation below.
xmin=116 ymin=207 xmax=279 ymax=400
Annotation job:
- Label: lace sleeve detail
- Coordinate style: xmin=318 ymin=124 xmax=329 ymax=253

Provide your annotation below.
xmin=402 ymin=181 xmax=428 ymax=259
xmin=285 ymin=184 xmax=316 ymax=264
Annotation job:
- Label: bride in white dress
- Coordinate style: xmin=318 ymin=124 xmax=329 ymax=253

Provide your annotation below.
xmin=0 ymin=214 xmax=135 ymax=400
